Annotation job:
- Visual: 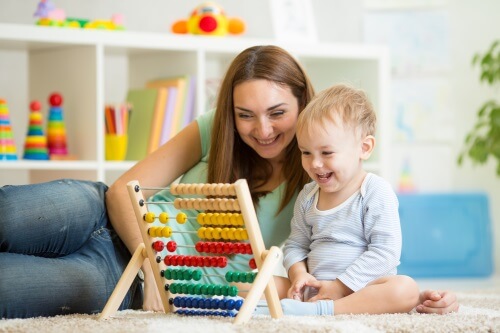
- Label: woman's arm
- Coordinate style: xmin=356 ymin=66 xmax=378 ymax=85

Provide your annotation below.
xmin=106 ymin=121 xmax=203 ymax=311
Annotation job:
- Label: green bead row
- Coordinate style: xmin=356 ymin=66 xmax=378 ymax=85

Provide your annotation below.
xmin=168 ymin=283 xmax=238 ymax=296
xmin=163 ymin=268 xmax=203 ymax=281
xmin=225 ymin=271 xmax=257 ymax=283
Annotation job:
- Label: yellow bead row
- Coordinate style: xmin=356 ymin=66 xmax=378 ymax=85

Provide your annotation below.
xmin=197 ymin=227 xmax=248 ymax=241
xmin=143 ymin=212 xmax=188 ymax=224
xmin=148 ymin=226 xmax=172 ymax=238
xmin=196 ymin=213 xmax=244 ymax=226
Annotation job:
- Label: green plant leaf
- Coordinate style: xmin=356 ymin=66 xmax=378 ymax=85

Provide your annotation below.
xmin=491 ymin=107 xmax=500 ymax=126
xmin=459 ymin=39 xmax=500 ymax=175
xmin=473 ymin=121 xmax=487 ymax=130
xmin=481 ymin=53 xmax=492 ymax=66
xmin=492 ymin=141 xmax=500 ymax=159
xmin=478 ymin=100 xmax=495 ymax=116
xmin=489 ymin=40 xmax=500 ymax=50
xmin=469 ymin=138 xmax=489 ymax=163
xmin=472 ymin=53 xmax=481 ymax=65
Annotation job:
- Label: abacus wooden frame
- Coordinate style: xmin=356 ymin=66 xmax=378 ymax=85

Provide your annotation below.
xmin=98 ymin=179 xmax=283 ymax=324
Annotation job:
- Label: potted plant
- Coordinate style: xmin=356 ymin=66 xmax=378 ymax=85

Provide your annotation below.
xmin=458 ymin=40 xmax=500 ymax=176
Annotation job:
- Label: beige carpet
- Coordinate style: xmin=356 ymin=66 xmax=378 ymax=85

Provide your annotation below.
xmin=1 ymin=289 xmax=500 ymax=333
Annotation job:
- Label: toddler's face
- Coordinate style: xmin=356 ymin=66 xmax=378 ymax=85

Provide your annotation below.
xmin=297 ymin=120 xmax=367 ymax=197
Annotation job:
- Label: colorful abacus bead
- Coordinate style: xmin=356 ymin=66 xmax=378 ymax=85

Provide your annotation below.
xmin=196 ymin=212 xmax=244 ymax=226
xmin=169 ymin=283 xmax=238 ymax=297
xmin=175 ymin=309 xmax=236 ymax=317
xmin=194 ymin=241 xmax=252 ymax=255
xmin=249 ymin=258 xmax=257 ymax=269
xmin=225 ymin=271 xmax=257 ymax=283
xmin=176 ymin=212 xmax=187 ymax=224
xmin=171 ymin=296 xmax=243 ymax=312
xmin=163 ymin=255 xmax=227 ymax=268
xmin=197 ymin=227 xmax=248 ymax=240
xmin=148 ymin=226 xmax=172 ymax=237
xmin=165 ymin=268 xmax=203 ymax=281
xmin=166 ymin=240 xmax=177 ymax=252
xmin=144 ymin=212 xmax=155 ymax=222
xmin=159 ymin=212 xmax=169 ymax=223
xmin=152 ymin=240 xmax=165 ymax=252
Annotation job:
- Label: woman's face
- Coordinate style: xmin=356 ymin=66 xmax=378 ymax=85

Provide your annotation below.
xmin=233 ymin=79 xmax=300 ymax=164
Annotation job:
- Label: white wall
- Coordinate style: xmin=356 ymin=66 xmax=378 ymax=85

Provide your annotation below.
xmin=448 ymin=0 xmax=500 ymax=273
xmin=0 ymin=0 xmax=363 ymax=41
xmin=1 ymin=0 xmax=499 ymax=271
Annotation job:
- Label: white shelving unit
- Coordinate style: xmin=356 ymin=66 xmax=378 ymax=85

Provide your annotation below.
xmin=0 ymin=23 xmax=390 ymax=185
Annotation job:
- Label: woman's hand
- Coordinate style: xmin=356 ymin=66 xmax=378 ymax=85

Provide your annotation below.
xmin=307 ymin=279 xmax=352 ymax=302
xmin=416 ymin=290 xmax=459 ymax=314
xmin=141 ymin=262 xmax=165 ymax=312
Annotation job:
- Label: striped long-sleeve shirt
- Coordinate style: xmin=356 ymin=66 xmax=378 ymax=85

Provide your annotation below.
xmin=283 ymin=173 xmax=401 ymax=297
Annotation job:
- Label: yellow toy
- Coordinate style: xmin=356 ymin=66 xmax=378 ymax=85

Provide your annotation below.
xmin=172 ymin=2 xmax=245 ymax=36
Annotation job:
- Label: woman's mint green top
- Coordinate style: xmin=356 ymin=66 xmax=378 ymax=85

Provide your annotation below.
xmin=149 ymin=110 xmax=297 ymax=283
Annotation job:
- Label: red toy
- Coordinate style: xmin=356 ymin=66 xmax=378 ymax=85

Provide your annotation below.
xmin=172 ymin=2 xmax=245 ymax=36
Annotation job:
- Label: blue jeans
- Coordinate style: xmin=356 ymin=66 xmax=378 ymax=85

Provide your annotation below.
xmin=0 ymin=179 xmax=143 ymax=318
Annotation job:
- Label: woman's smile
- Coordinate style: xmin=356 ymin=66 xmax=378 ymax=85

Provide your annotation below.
xmin=233 ymin=80 xmax=299 ymax=163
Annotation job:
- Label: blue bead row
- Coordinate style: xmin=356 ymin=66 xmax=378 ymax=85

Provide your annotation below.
xmin=175 ymin=309 xmax=237 ymax=317
xmin=172 ymin=296 xmax=243 ymax=311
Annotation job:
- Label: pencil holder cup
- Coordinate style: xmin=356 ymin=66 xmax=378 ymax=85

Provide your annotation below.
xmin=105 ymin=134 xmax=127 ymax=161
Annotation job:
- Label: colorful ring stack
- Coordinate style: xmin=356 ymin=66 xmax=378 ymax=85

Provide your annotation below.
xmin=23 ymin=100 xmax=49 ymax=160
xmin=46 ymin=93 xmax=68 ymax=156
xmin=0 ymin=99 xmax=18 ymax=160
xmin=0 ymin=99 xmax=17 ymax=160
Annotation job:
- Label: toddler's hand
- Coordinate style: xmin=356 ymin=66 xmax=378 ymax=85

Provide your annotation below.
xmin=287 ymin=272 xmax=317 ymax=301
xmin=307 ymin=279 xmax=351 ymax=302
xmin=416 ymin=290 xmax=459 ymax=314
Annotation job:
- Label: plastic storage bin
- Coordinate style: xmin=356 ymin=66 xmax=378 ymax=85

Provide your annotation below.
xmin=397 ymin=193 xmax=493 ymax=278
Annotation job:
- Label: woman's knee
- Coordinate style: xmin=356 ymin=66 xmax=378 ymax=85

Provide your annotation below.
xmin=56 ymin=180 xmax=109 ymax=228
xmin=0 ymin=180 xmax=109 ymax=246
xmin=0 ymin=185 xmax=26 ymax=242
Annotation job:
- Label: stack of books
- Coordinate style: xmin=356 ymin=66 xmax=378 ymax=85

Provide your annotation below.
xmin=124 ymin=75 xmax=196 ymax=161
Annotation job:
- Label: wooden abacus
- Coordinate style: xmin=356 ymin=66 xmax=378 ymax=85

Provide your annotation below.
xmin=98 ymin=179 xmax=283 ymax=324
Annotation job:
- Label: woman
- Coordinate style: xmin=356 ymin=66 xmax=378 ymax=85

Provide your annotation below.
xmin=0 ymin=45 xmax=458 ymax=318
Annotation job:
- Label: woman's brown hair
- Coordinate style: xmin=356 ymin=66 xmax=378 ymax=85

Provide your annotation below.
xmin=207 ymin=45 xmax=314 ymax=212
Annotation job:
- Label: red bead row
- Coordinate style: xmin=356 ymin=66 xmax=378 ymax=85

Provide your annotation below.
xmin=195 ymin=241 xmax=252 ymax=255
xmin=164 ymin=255 xmax=228 ymax=268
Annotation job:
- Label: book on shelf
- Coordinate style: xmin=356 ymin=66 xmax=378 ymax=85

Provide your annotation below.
xmin=183 ymin=76 xmax=197 ymax=131
xmin=124 ymin=88 xmax=158 ymax=161
xmin=146 ymin=75 xmax=193 ymax=145
xmin=146 ymin=76 xmax=186 ymax=141
xmin=147 ymin=87 xmax=168 ymax=153
xmin=122 ymin=75 xmax=196 ymax=160
xmin=160 ymin=86 xmax=178 ymax=146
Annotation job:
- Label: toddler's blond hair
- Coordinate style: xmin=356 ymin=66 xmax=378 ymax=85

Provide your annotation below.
xmin=296 ymin=84 xmax=376 ymax=138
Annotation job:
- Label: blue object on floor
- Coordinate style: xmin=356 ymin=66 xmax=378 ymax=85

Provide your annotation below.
xmin=397 ymin=193 xmax=493 ymax=278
